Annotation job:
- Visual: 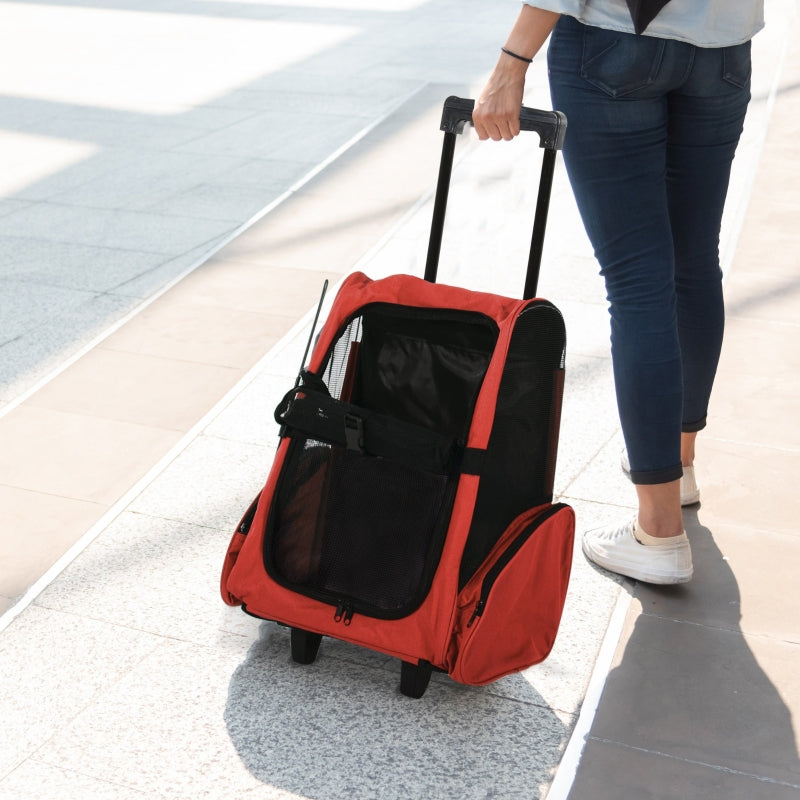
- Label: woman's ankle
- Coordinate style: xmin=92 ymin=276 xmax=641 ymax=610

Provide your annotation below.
xmin=635 ymin=519 xmax=684 ymax=542
xmin=636 ymin=516 xmax=684 ymax=538
xmin=681 ymin=431 xmax=697 ymax=468
xmin=635 ymin=480 xmax=683 ymax=537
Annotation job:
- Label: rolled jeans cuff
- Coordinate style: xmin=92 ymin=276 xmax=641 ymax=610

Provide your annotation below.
xmin=630 ymin=464 xmax=684 ymax=485
xmin=682 ymin=416 xmax=707 ymax=433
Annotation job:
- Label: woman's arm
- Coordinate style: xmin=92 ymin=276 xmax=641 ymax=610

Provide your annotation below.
xmin=473 ymin=6 xmax=560 ymax=141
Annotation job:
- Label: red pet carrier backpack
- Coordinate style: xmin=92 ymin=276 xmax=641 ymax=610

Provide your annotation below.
xmin=221 ymin=98 xmax=574 ymax=697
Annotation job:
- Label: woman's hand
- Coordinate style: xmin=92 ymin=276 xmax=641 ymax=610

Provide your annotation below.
xmin=473 ymin=62 xmax=527 ymax=141
xmin=472 ymin=7 xmax=560 ymax=141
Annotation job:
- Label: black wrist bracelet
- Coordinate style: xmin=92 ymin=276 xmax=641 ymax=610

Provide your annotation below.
xmin=501 ymin=46 xmax=533 ymax=64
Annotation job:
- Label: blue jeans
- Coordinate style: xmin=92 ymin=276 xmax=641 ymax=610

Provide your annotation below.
xmin=547 ymin=16 xmax=752 ymax=485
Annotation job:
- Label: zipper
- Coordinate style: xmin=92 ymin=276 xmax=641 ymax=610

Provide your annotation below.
xmin=466 ymin=503 xmax=567 ymax=628
xmin=237 ymin=493 xmax=261 ymax=535
xmin=333 ymin=602 xmax=354 ymax=626
xmin=466 ymin=599 xmax=485 ymax=628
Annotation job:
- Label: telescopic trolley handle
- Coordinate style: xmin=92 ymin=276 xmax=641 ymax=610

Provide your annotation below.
xmin=424 ymin=96 xmax=567 ymax=300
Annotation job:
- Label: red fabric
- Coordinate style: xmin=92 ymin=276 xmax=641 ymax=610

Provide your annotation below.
xmin=220 ymin=531 xmax=247 ymax=606
xmin=311 ymin=273 xmax=526 ymax=372
xmin=448 ymin=505 xmax=575 ymax=685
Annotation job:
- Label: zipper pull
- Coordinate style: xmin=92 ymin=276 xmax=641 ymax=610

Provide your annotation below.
xmin=334 ymin=602 xmax=345 ymax=623
xmin=342 ymin=606 xmax=354 ymax=626
xmin=467 ymin=599 xmax=485 ymax=628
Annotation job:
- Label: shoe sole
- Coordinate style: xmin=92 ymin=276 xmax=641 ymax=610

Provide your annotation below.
xmin=681 ymin=493 xmax=700 ymax=507
xmin=582 ymin=538 xmax=693 ymax=585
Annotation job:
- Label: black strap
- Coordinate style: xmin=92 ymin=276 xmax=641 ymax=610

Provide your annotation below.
xmin=275 ymin=386 xmax=486 ymax=476
xmin=459 ymin=448 xmax=486 ymax=476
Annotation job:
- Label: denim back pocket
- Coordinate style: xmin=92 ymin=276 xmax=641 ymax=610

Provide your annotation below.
xmin=722 ymin=41 xmax=752 ymax=88
xmin=580 ymin=26 xmax=666 ymax=98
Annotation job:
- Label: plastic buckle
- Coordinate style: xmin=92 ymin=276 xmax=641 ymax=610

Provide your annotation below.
xmin=344 ymin=413 xmax=364 ymax=453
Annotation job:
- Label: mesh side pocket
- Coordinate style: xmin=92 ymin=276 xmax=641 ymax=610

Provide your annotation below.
xmin=270 ymin=438 xmax=450 ymax=614
xmin=322 ymin=316 xmax=363 ymax=402
xmin=459 ymin=302 xmax=566 ymax=587
xmin=271 ymin=441 xmax=332 ymax=586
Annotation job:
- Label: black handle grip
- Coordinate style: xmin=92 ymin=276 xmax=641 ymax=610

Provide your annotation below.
xmin=440 ymin=96 xmax=566 ymax=150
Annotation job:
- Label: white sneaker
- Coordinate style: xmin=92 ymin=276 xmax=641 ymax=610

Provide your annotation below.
xmin=582 ymin=519 xmax=693 ymax=584
xmin=680 ymin=465 xmax=700 ymax=505
xmin=620 ymin=450 xmax=700 ymax=506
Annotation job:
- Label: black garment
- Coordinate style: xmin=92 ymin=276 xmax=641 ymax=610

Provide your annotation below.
xmin=625 ymin=0 xmax=672 ymax=34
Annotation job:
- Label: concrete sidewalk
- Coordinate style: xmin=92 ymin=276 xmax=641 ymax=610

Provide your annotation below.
xmin=1 ymin=1 xmax=798 ymax=798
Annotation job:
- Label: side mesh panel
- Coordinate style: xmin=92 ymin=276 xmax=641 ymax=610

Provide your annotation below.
xmin=267 ymin=303 xmax=498 ymax=617
xmin=322 ymin=315 xmax=363 ymax=403
xmin=459 ymin=302 xmax=566 ymax=587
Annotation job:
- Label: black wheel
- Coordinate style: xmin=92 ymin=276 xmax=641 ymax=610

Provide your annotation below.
xmin=400 ymin=660 xmax=433 ymax=698
xmin=290 ymin=628 xmax=322 ymax=664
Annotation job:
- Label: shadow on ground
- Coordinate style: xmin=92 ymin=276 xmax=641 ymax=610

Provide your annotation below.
xmin=226 ymin=624 xmax=569 ymax=800
xmin=569 ymin=511 xmax=800 ymax=799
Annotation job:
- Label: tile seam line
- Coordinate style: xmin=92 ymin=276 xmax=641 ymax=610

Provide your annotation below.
xmin=688 ymin=520 xmax=800 ymax=539
xmin=637 ymin=610 xmax=800 ymax=645
xmin=545 ymin=582 xmax=634 ymax=800
xmin=702 ymin=435 xmax=800 ymax=454
xmin=5 ymin=633 xmax=171 ymax=787
xmin=726 ymin=314 xmax=800 ymax=329
xmin=558 ymin=428 xmax=621 ymax=498
xmin=587 ymin=736 xmax=800 ymax=789
xmin=28 ymin=757 xmax=146 ymax=797
xmin=0 ymin=82 xmax=430 ymax=423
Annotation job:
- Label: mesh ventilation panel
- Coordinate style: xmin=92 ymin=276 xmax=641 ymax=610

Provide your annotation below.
xmin=459 ymin=302 xmax=566 ymax=587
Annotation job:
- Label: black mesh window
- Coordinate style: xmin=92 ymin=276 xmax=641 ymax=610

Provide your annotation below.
xmin=266 ymin=303 xmax=498 ymax=618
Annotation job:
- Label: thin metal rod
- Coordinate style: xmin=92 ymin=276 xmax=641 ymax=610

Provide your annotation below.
xmin=524 ymin=148 xmax=557 ymax=299
xmin=295 ymin=279 xmax=329 ymax=386
xmin=424 ymin=131 xmax=458 ymax=283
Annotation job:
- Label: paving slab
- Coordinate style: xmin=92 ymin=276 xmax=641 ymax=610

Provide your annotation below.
xmin=585 ymin=609 xmax=800 ymax=787
xmin=570 ymin=737 xmax=800 ymax=800
xmin=1 ymin=2 xmax=798 ymax=800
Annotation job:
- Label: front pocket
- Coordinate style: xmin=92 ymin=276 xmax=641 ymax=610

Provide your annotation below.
xmin=265 ymin=436 xmax=455 ymax=620
xmin=449 ymin=503 xmax=574 ymax=686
